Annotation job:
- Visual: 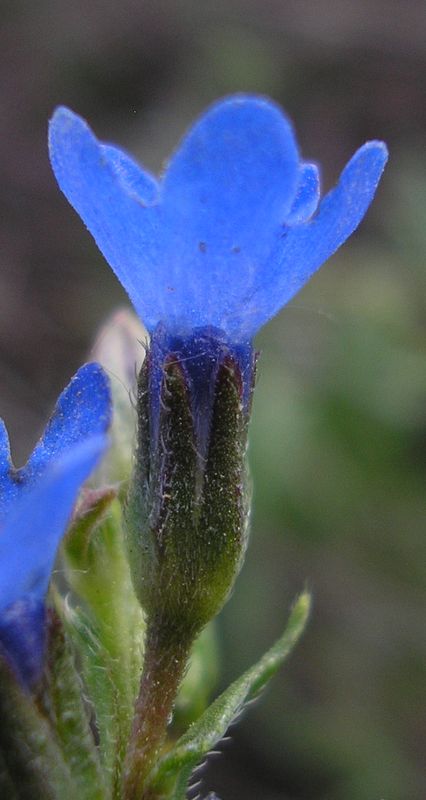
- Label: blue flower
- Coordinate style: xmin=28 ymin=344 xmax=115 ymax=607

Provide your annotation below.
xmin=48 ymin=95 xmax=387 ymax=342
xmin=0 ymin=363 xmax=111 ymax=687
xmin=49 ymin=98 xmax=388 ymax=638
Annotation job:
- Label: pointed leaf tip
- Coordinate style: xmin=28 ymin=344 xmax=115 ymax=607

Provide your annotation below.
xmin=146 ymin=592 xmax=311 ymax=797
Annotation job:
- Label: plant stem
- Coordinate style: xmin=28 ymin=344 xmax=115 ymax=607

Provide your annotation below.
xmin=122 ymin=616 xmax=192 ymax=800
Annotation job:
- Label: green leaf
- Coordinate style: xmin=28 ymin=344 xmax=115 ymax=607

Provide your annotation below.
xmin=58 ymin=497 xmax=144 ymax=797
xmin=42 ymin=612 xmax=107 ymax=800
xmin=147 ymin=592 xmax=311 ymax=800
xmin=0 ymin=655 xmax=76 ymax=800
xmin=62 ymin=606 xmax=121 ymax=788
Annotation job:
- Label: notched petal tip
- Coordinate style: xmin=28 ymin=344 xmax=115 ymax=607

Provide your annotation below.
xmin=49 ymin=107 xmax=159 ymax=204
xmin=247 ymin=138 xmax=388 ymax=334
xmin=61 ymin=361 xmax=113 ymax=433
xmin=49 ymin=104 xmax=163 ymax=323
xmin=24 ymin=363 xmax=112 ymax=481
xmin=76 ymin=360 xmax=111 ymax=393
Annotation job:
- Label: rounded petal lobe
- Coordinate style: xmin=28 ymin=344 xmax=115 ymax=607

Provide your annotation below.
xmin=0 ymin=434 xmax=108 ymax=613
xmin=49 ymin=107 xmax=162 ymax=325
xmin=25 ymin=362 xmax=111 ymax=481
xmin=242 ymin=141 xmax=388 ymax=335
xmin=159 ymin=96 xmax=300 ymax=329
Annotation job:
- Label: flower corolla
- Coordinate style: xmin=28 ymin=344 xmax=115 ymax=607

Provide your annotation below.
xmin=0 ymin=363 xmax=111 ymax=685
xmin=48 ymin=95 xmax=388 ymax=342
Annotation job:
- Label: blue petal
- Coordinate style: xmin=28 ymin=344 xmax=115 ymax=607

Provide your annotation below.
xmin=160 ymin=96 xmax=300 ymax=331
xmin=50 ymin=100 xmax=388 ymax=340
xmin=26 ymin=362 xmax=111 ymax=480
xmin=49 ymin=98 xmax=300 ymax=334
xmin=49 ymin=107 xmax=163 ymax=329
xmin=100 ymin=143 xmax=158 ymax=203
xmin=0 ymin=596 xmax=45 ymax=687
xmin=0 ymin=363 xmax=111 ymax=521
xmin=237 ymin=141 xmax=389 ymax=336
xmin=0 ymin=435 xmax=107 ymax=686
xmin=0 ymin=420 xmax=12 ymax=500
xmin=0 ymin=434 xmax=108 ymax=614
xmin=286 ymin=163 xmax=320 ymax=225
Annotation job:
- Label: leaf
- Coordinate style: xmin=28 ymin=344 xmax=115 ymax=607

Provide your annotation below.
xmin=147 ymin=592 xmax=311 ymax=799
xmin=42 ymin=611 xmax=107 ymax=800
xmin=58 ymin=498 xmax=144 ymax=798
xmin=0 ymin=654 xmax=77 ymax=800
xmin=62 ymin=603 xmax=128 ymax=795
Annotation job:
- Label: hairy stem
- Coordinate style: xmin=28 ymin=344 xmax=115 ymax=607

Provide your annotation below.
xmin=122 ymin=617 xmax=192 ymax=800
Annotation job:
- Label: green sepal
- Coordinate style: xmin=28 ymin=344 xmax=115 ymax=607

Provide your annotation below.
xmin=0 ymin=654 xmax=76 ymax=800
xmin=196 ymin=355 xmax=251 ymax=623
xmin=40 ymin=610 xmax=107 ymax=800
xmin=59 ymin=495 xmax=144 ymax=795
xmin=126 ymin=351 xmax=254 ymax=637
xmin=146 ymin=592 xmax=311 ymax=800
xmin=125 ymin=356 xmax=198 ymax=627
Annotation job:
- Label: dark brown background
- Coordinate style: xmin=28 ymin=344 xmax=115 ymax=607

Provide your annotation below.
xmin=1 ymin=2 xmax=425 ymax=799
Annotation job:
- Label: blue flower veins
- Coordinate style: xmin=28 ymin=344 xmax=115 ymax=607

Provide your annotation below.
xmin=49 ymin=94 xmax=388 ymax=341
xmin=0 ymin=363 xmax=111 ymax=686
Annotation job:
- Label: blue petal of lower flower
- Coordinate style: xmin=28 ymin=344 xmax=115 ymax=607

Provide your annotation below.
xmin=25 ymin=362 xmax=111 ymax=483
xmin=0 ymin=434 xmax=108 ymax=613
xmin=0 ymin=596 xmax=45 ymax=687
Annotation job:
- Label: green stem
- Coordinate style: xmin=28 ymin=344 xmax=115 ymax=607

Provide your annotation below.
xmin=122 ymin=617 xmax=193 ymax=800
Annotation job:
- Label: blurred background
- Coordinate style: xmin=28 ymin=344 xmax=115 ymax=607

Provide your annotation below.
xmin=1 ymin=1 xmax=425 ymax=798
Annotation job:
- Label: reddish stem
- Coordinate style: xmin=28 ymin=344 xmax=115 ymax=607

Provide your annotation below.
xmin=122 ymin=618 xmax=192 ymax=800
